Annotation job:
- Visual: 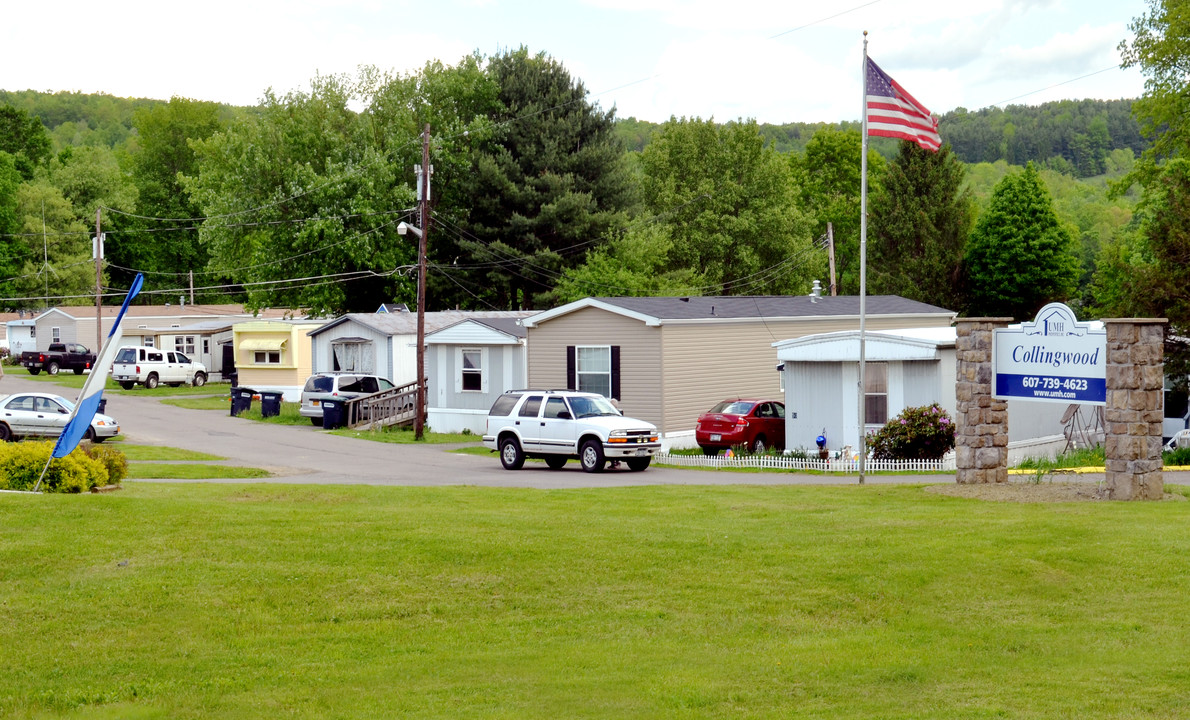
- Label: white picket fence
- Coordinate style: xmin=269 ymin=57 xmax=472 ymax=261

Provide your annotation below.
xmin=655 ymin=452 xmax=955 ymax=473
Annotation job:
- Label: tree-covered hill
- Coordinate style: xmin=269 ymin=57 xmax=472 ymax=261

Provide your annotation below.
xmin=615 ymin=98 xmax=1147 ymax=178
xmin=939 ymin=98 xmax=1145 ymax=177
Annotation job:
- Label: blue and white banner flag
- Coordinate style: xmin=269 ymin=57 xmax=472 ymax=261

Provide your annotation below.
xmin=51 ymin=274 xmax=144 ymax=459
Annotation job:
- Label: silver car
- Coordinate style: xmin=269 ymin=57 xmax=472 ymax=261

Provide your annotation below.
xmin=298 ymin=373 xmax=396 ymax=426
xmin=0 ymin=392 xmax=120 ymax=443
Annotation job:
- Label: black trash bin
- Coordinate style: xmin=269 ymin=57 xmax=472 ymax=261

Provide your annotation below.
xmin=230 ymin=387 xmax=254 ymax=417
xmin=320 ymin=398 xmax=345 ymax=429
xmin=259 ymin=391 xmax=283 ymax=418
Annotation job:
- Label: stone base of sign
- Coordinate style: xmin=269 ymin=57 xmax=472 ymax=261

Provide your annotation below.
xmin=1103 ymin=319 xmax=1167 ymax=500
xmin=955 ymin=318 xmax=1013 ymax=484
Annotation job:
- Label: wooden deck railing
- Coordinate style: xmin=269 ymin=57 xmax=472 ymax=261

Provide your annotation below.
xmin=342 ymin=380 xmax=420 ymax=430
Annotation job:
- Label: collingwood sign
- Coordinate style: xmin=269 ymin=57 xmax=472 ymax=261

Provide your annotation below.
xmin=993 ymin=302 xmax=1106 ymax=406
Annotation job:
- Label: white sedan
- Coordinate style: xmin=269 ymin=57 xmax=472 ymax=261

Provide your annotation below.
xmin=0 ymin=392 xmax=119 ymax=443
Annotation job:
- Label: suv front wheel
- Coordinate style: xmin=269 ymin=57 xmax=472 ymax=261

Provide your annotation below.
xmin=499 ymin=436 xmax=525 ymax=470
xmin=580 ymin=439 xmax=606 ymax=473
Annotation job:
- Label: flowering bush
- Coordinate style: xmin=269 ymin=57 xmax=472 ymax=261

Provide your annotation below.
xmin=867 ymin=404 xmax=956 ymax=460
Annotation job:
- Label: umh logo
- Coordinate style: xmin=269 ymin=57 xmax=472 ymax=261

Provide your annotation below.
xmin=1043 ymin=313 xmax=1065 ymax=336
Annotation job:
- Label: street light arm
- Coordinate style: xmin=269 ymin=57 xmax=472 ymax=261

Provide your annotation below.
xmin=397 ymin=221 xmax=423 ymax=238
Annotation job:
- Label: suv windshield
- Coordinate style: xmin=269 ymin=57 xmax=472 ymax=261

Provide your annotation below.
xmin=568 ymin=395 xmax=621 ymax=419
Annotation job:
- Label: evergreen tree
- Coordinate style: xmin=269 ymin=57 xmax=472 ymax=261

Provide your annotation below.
xmin=453 ymin=47 xmax=633 ymax=309
xmin=962 ymin=163 xmax=1080 ymax=318
xmin=868 ymin=141 xmax=972 ymax=311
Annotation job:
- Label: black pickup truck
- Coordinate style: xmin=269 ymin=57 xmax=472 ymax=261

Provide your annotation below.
xmin=20 ymin=343 xmax=97 ymax=375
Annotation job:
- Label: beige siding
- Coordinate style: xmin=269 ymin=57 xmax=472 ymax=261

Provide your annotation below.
xmin=529 ymin=308 xmax=952 ymax=436
xmin=660 ymin=315 xmax=954 ymax=434
xmin=526 ymin=307 xmax=663 ymax=427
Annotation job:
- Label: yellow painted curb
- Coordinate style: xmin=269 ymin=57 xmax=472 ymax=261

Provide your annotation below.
xmin=1009 ymin=465 xmax=1190 ymax=474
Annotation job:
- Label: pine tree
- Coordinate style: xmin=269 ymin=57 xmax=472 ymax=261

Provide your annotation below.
xmin=452 ymin=47 xmax=632 ymax=309
xmin=868 ymin=140 xmax=973 ymax=311
xmin=962 ymin=163 xmax=1080 ymax=318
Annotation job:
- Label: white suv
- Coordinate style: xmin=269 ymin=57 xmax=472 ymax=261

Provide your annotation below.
xmin=483 ymin=390 xmax=660 ymax=473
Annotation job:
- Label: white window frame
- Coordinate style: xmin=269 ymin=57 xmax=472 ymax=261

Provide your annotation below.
xmin=175 ymin=335 xmax=196 ymax=355
xmin=864 ymin=362 xmax=889 ymax=428
xmin=455 ymin=347 xmax=488 ymax=393
xmin=576 ymin=345 xmax=612 ymax=398
xmin=51 ymin=327 xmax=61 ymax=342
xmin=254 ymin=350 xmax=282 ymax=365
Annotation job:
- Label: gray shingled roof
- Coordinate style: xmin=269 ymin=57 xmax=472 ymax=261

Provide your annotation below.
xmin=312 ymin=311 xmax=536 ymax=337
xmin=593 ymin=295 xmax=953 ymax=321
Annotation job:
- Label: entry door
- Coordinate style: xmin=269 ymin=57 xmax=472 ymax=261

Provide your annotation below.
xmin=514 ymin=395 xmax=545 ymax=452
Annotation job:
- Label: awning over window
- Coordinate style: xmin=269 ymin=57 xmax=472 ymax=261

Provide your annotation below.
xmin=240 ymin=337 xmax=287 ymax=351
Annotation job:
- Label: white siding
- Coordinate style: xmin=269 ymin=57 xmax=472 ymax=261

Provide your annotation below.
xmin=311 ymin=322 xmax=393 ymax=380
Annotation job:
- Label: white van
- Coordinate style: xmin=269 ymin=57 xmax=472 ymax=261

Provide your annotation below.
xmin=112 ymin=346 xmax=208 ymax=389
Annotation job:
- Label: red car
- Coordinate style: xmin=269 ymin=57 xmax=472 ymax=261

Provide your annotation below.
xmin=695 ymin=399 xmax=786 ymax=455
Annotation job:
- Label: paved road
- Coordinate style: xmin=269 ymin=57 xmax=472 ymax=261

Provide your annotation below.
xmin=4 ymin=371 xmax=1183 ymax=489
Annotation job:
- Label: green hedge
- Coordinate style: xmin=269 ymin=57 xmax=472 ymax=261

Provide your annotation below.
xmin=0 ymin=441 xmax=126 ymax=493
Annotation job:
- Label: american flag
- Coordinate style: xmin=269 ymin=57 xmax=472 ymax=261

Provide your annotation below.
xmin=865 ymin=57 xmax=941 ymax=152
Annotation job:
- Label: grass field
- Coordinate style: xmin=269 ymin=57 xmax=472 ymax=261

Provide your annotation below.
xmin=3 ymin=482 xmax=1190 ymax=719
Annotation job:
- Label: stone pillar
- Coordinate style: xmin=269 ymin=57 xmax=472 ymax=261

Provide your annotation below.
xmin=955 ymin=318 xmax=1012 ymax=484
xmin=1103 ymin=318 xmax=1167 ymax=500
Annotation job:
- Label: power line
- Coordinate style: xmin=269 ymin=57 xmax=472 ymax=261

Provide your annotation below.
xmin=988 ymin=64 xmax=1124 ymax=108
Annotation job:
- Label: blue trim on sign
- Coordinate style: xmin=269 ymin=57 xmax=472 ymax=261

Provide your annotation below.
xmin=994 ymin=373 xmax=1106 ymax=404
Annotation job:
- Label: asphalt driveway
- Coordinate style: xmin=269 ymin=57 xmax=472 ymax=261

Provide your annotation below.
xmin=7 ymin=370 xmax=1164 ymax=489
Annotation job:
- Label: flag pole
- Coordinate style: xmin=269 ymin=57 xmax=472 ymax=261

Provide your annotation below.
xmin=858 ymin=31 xmax=869 ymax=485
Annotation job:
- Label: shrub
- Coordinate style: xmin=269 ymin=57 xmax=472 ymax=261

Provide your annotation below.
xmin=1164 ymin=445 xmax=1190 ymax=467
xmin=0 ymin=441 xmax=110 ymax=493
xmin=84 ymin=443 xmax=129 ymax=484
xmin=868 ymin=404 xmax=956 ymax=461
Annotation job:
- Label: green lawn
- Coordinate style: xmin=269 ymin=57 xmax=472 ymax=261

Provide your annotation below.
xmin=3 ymin=482 xmax=1190 ymax=719
xmin=8 ymin=369 xmax=221 ymax=396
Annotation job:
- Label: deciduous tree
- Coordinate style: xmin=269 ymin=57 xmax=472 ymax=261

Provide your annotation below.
xmin=635 ymin=117 xmax=819 ymax=295
xmin=185 ymin=74 xmax=415 ymax=313
xmin=790 ymin=127 xmax=885 ymax=294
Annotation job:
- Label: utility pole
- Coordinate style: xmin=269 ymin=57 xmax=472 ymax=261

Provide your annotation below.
xmin=95 ymin=208 xmax=103 ymax=351
xmin=827 ymin=222 xmax=837 ymax=296
xmin=414 ymin=124 xmax=432 ymax=441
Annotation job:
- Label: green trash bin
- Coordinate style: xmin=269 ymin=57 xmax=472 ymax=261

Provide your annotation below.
xmin=321 ymin=398 xmax=345 ymax=429
xmin=260 ymin=391 xmax=283 ymax=418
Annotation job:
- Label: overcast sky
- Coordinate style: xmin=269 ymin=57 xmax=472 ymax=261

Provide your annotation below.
xmin=2 ymin=0 xmax=1148 ymax=124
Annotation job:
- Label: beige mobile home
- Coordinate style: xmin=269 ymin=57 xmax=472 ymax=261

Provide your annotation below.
xmin=521 ymin=295 xmax=956 ymax=448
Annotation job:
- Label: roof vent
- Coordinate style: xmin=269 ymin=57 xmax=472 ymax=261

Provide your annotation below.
xmin=809 ymin=279 xmax=823 ymax=303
